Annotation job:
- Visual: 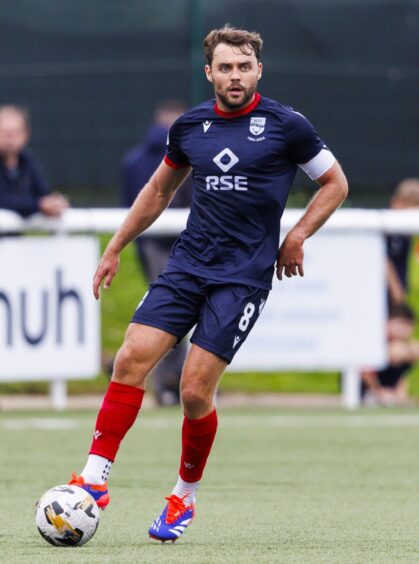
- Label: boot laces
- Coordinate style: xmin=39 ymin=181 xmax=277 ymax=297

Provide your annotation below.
xmin=164 ymin=494 xmax=188 ymax=524
xmin=68 ymin=472 xmax=84 ymax=485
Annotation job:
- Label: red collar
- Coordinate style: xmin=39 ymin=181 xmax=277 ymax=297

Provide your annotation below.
xmin=214 ymin=92 xmax=261 ymax=118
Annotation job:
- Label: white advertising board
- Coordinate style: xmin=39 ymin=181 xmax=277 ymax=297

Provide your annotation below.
xmin=0 ymin=237 xmax=100 ymax=381
xmin=231 ymin=232 xmax=387 ymax=371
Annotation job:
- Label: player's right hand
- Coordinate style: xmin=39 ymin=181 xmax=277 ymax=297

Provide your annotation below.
xmin=93 ymin=250 xmax=120 ymax=299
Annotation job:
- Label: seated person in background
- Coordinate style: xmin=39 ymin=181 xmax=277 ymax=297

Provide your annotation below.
xmin=121 ymin=100 xmax=193 ymax=406
xmin=0 ymin=105 xmax=69 ymax=218
xmin=387 ymin=178 xmax=419 ymax=305
xmin=362 ymin=304 xmax=419 ymax=406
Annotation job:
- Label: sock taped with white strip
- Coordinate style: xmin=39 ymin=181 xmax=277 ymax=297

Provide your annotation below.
xmin=81 ymin=454 xmax=112 ymax=485
xmin=172 ymin=475 xmax=199 ymax=505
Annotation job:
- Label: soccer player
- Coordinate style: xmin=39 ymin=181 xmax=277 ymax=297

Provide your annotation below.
xmin=69 ymin=25 xmax=348 ymax=542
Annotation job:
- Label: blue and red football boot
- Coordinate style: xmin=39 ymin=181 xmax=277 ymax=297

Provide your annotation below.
xmin=148 ymin=494 xmax=195 ymax=543
xmin=68 ymin=473 xmax=110 ymax=510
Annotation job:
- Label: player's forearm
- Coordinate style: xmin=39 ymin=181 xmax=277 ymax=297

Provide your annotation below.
xmin=108 ymin=181 xmax=173 ymax=254
xmin=291 ymin=172 xmax=348 ymax=242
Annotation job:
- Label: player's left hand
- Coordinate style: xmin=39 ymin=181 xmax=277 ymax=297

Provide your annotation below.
xmin=276 ymin=231 xmax=305 ymax=281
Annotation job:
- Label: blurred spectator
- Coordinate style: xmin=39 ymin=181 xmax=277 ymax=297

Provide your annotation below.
xmin=121 ymin=99 xmax=192 ymax=277
xmin=386 ymin=178 xmax=419 ymax=306
xmin=0 ymin=105 xmax=69 ymax=218
xmin=121 ymin=100 xmax=193 ymax=406
xmin=362 ymin=304 xmax=419 ymax=406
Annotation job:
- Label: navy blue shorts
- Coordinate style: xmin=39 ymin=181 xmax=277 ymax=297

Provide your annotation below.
xmin=131 ymin=270 xmax=269 ymax=364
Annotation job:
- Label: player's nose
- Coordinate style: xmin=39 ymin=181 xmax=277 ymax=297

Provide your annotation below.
xmin=230 ymin=67 xmax=241 ymax=80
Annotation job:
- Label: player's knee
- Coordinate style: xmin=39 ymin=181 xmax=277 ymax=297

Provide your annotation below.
xmin=112 ymin=342 xmax=147 ymax=387
xmin=181 ymin=384 xmax=210 ymax=417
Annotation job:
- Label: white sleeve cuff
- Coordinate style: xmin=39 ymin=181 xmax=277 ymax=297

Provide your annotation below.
xmin=298 ymin=148 xmax=336 ymax=180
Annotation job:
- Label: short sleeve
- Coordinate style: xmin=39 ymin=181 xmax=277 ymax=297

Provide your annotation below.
xmin=286 ymin=110 xmax=336 ymax=180
xmin=285 ymin=111 xmax=325 ymax=163
xmin=164 ymin=118 xmax=190 ymax=169
xmin=285 ymin=111 xmax=335 ymax=180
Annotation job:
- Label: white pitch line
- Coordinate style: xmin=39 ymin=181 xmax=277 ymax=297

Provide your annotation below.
xmin=220 ymin=414 xmax=419 ymax=428
xmin=0 ymin=418 xmax=78 ymax=430
xmin=100 ymin=413 xmax=419 ymax=429
xmin=1 ymin=414 xmax=419 ymax=431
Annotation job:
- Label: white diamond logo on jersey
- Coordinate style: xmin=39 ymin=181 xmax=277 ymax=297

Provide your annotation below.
xmin=203 ymin=120 xmax=212 ymax=133
xmin=249 ymin=117 xmax=266 ymax=136
xmin=213 ymin=148 xmax=239 ymax=173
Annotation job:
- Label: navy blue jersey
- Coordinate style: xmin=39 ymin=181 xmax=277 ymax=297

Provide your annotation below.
xmin=164 ymin=93 xmax=334 ymax=289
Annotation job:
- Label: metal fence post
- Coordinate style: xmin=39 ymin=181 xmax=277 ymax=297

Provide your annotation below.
xmin=49 ymin=379 xmax=68 ymax=411
xmin=342 ymin=368 xmax=361 ymax=409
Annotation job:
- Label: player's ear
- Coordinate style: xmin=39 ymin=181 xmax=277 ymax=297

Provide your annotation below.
xmin=205 ymin=64 xmax=213 ymax=83
xmin=257 ymin=62 xmax=263 ymax=80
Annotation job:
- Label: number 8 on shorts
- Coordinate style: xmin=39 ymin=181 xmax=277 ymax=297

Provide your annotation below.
xmin=238 ymin=302 xmax=256 ymax=332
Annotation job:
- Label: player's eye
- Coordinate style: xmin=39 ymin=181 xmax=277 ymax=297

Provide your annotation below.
xmin=240 ymin=64 xmax=251 ymax=71
xmin=219 ymin=64 xmax=230 ymax=72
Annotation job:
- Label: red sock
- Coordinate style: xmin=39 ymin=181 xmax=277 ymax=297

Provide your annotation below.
xmin=89 ymin=381 xmax=144 ymax=462
xmin=179 ymin=409 xmax=218 ymax=483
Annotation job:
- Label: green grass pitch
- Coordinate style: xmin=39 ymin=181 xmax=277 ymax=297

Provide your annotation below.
xmin=1 ymin=407 xmax=418 ymax=563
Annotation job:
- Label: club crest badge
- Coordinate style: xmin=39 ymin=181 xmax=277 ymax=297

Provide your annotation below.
xmin=249 ymin=117 xmax=266 ymax=136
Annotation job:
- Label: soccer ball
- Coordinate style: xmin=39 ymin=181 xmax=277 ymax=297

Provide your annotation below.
xmin=35 ymin=484 xmax=100 ymax=547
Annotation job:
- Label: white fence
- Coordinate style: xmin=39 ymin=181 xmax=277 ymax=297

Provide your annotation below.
xmin=1 ymin=207 xmax=418 ymax=410
xmin=1 ymin=207 xmax=419 ymax=236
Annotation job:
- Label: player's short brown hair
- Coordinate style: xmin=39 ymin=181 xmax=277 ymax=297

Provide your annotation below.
xmin=203 ymin=25 xmax=263 ymax=66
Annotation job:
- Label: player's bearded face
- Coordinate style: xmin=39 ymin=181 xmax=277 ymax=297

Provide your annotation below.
xmin=206 ymin=44 xmax=262 ymax=112
xmin=216 ymin=81 xmax=257 ymax=111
